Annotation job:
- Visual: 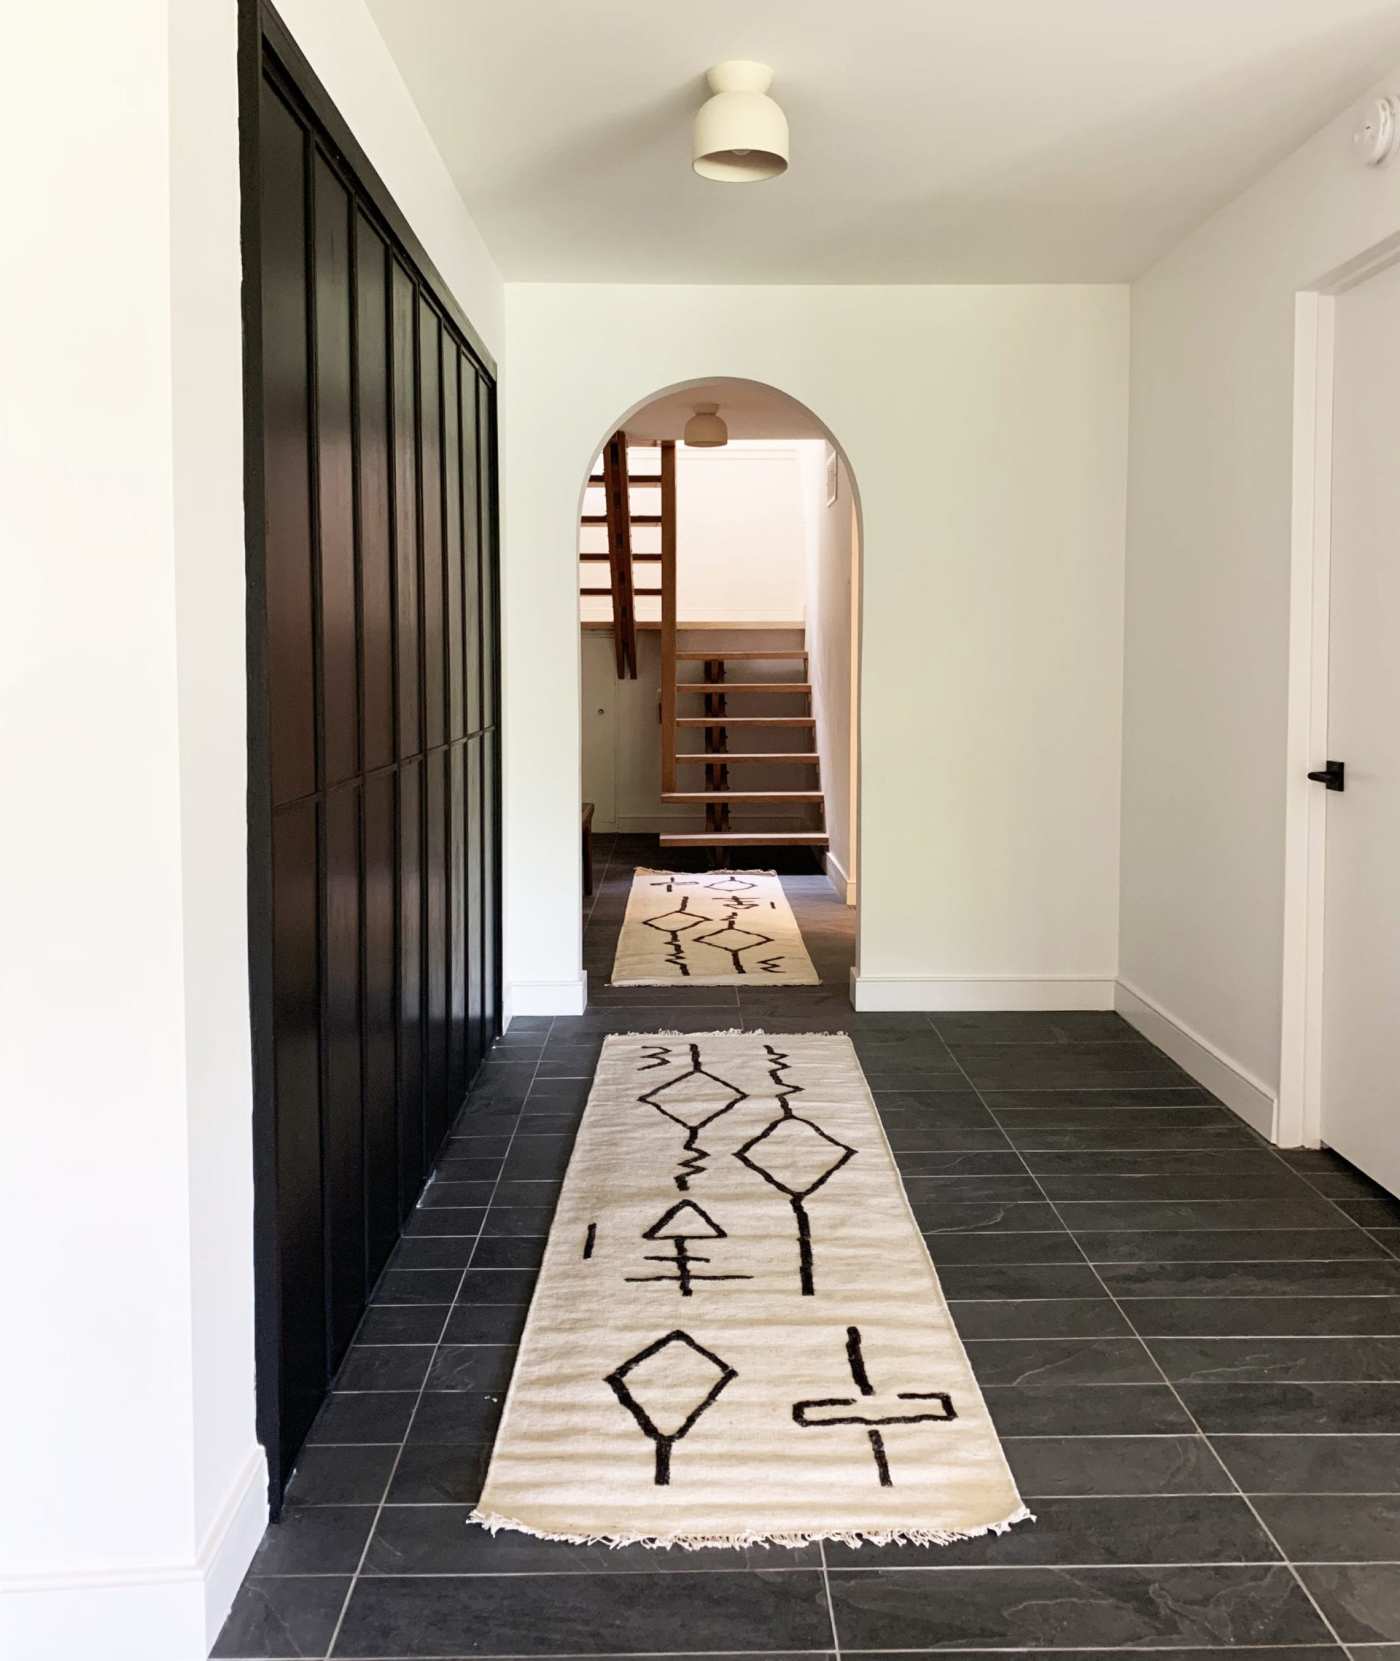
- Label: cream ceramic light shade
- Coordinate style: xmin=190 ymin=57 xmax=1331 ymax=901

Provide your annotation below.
xmin=683 ymin=403 xmax=728 ymax=447
xmin=692 ymin=61 xmax=789 ymax=183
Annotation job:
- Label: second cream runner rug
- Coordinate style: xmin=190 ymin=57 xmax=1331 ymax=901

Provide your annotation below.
xmin=472 ymin=1032 xmax=1031 ymax=1548
xmin=610 ymin=868 xmax=820 ymax=986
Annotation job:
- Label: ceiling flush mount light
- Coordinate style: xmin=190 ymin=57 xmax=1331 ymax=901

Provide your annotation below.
xmin=1354 ymin=95 xmax=1400 ymax=166
xmin=692 ymin=61 xmax=789 ymax=183
xmin=683 ymin=403 xmax=728 ymax=447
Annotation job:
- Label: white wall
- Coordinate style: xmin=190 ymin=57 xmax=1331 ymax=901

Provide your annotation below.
xmin=1 ymin=5 xmax=245 ymax=1656
xmin=506 ymin=284 xmax=1129 ymax=1013
xmin=0 ymin=2 xmax=502 ymax=1655
xmin=1120 ymin=61 xmax=1400 ymax=1122
xmin=677 ymin=443 xmax=808 ymax=620
xmin=802 ymin=445 xmax=860 ymax=903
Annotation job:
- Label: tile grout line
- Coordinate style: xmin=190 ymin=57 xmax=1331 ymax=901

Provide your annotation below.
xmin=817 ymin=1538 xmax=842 ymax=1660
xmin=1262 ymin=1150 xmax=1400 ymax=1266
xmin=319 ymin=1019 xmax=554 ymax=1661
xmin=934 ymin=1029 xmax=1362 ymax=1661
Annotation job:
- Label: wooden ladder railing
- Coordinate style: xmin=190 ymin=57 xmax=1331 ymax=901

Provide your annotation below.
xmin=658 ymin=439 xmax=677 ymax=790
xmin=578 ymin=433 xmax=676 ymax=682
xmin=601 ymin=431 xmax=637 ymax=678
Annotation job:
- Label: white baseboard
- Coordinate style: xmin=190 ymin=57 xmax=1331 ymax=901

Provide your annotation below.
xmin=824 ymin=851 xmax=857 ymax=907
xmin=506 ymin=973 xmax=588 ymax=1019
xmin=201 ymin=1445 xmax=269 ymax=1649
xmin=1114 ymin=978 xmax=1277 ymax=1140
xmin=851 ymin=972 xmax=1116 ymax=1012
xmin=0 ymin=1444 xmax=267 ymax=1661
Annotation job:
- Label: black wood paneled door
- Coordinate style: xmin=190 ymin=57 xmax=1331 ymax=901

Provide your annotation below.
xmin=245 ymin=18 xmax=502 ymax=1503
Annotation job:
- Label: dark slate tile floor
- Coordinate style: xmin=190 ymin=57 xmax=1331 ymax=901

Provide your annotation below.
xmin=216 ymin=833 xmax=1400 ymax=1659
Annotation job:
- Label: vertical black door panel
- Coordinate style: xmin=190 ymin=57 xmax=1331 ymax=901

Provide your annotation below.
xmin=478 ymin=375 xmax=498 ymax=734
xmin=483 ymin=727 xmax=501 ymax=1038
xmin=425 ymin=747 xmax=449 ymax=1150
xmin=260 ymin=85 xmax=316 ymax=808
xmin=419 ymin=302 xmax=446 ymax=751
xmin=313 ymin=155 xmax=358 ymax=789
xmin=362 ymin=770 xmax=398 ymax=1278
xmin=444 ymin=349 xmax=465 ymax=743
xmin=249 ymin=31 xmax=500 ymax=1501
xmin=323 ymin=784 xmax=365 ymax=1362
xmin=356 ymin=216 xmax=394 ymax=775
xmin=466 ymin=733 xmax=485 ymax=1074
xmin=397 ymin=758 xmax=425 ymax=1209
xmin=449 ymin=743 xmax=467 ymax=1104
xmin=390 ymin=260 xmax=420 ymax=761
xmin=461 ymin=364 xmax=482 ymax=739
xmin=271 ymin=801 xmax=324 ymax=1455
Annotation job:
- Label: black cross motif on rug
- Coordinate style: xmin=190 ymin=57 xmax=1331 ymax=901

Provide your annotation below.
xmin=792 ymin=1326 xmax=956 ymax=1486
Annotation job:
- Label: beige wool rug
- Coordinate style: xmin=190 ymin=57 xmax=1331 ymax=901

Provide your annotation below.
xmin=610 ymin=869 xmax=820 ymax=986
xmin=471 ymin=1032 xmax=1031 ymax=1549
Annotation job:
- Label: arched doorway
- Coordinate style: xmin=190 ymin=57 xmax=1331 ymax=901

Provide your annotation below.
xmin=574 ymin=377 xmax=862 ymax=1001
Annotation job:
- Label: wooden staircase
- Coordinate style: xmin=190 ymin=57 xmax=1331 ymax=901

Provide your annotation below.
xmin=580 ymin=433 xmax=828 ymax=858
xmin=660 ymin=643 xmax=828 ymax=853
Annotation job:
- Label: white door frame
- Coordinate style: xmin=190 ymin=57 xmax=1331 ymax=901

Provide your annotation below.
xmin=1279 ymin=231 xmax=1400 ymax=1148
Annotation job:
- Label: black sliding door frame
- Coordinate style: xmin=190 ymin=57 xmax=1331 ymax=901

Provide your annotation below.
xmin=238 ymin=0 xmax=502 ymax=1511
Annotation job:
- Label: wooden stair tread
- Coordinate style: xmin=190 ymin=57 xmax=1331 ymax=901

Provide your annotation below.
xmin=674 ymin=752 xmax=819 ymax=763
xmin=578 ymin=552 xmax=661 ymax=561
xmin=581 ymin=513 xmax=661 ymax=527
xmin=659 ymin=831 xmax=829 ymax=848
xmin=675 ymin=649 xmax=807 ymax=661
xmin=676 ymin=681 xmax=811 ymax=694
xmin=662 ymin=791 xmax=824 ymax=804
xmin=588 ymin=474 xmax=661 ymax=486
xmin=676 ymin=716 xmax=815 ymax=727
xmin=582 ymin=587 xmax=661 ymax=596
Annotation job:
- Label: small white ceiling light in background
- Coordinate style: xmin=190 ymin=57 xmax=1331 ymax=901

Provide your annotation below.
xmin=1354 ymin=95 xmax=1400 ymax=166
xmin=683 ymin=403 xmax=729 ymax=447
xmin=692 ymin=61 xmax=789 ymax=183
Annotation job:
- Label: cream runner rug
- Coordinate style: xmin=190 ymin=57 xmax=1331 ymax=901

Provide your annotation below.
xmin=472 ymin=1032 xmax=1031 ymax=1548
xmin=610 ymin=869 xmax=819 ymax=986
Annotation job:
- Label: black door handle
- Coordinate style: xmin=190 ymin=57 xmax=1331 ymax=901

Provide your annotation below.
xmin=1307 ymin=760 xmax=1345 ymax=791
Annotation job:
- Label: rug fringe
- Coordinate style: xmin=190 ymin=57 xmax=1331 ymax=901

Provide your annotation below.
xmin=467 ymin=1505 xmax=1035 ymax=1552
xmin=633 ymin=866 xmax=779 ymax=877
xmin=603 ymin=1028 xmax=854 ymax=1039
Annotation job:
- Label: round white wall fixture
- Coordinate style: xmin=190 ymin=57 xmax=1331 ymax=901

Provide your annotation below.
xmin=1354 ymin=96 xmax=1400 ymax=167
xmin=692 ymin=61 xmax=789 ymax=183
xmin=683 ymin=403 xmax=729 ymax=447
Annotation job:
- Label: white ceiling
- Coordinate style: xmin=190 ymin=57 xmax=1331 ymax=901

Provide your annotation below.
xmin=366 ymin=0 xmax=1400 ymax=284
xmin=625 ymin=379 xmax=829 ymax=442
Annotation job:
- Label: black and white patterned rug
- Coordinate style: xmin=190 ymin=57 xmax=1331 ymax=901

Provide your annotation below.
xmin=610 ymin=869 xmax=819 ymax=986
xmin=471 ymin=1032 xmax=1030 ymax=1548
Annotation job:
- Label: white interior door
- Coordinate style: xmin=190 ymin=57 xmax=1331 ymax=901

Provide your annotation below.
xmin=580 ymin=630 xmax=618 ymax=833
xmin=1319 ymin=257 xmax=1400 ymax=1197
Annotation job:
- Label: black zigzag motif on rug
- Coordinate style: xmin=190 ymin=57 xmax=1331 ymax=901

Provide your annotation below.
xmin=732 ymin=1043 xmax=857 ymax=1296
xmin=605 ymin=1329 xmax=737 ymax=1485
xmin=638 ymin=894 xmax=706 ymax=977
xmin=638 ymin=1042 xmax=749 ymax=1191
xmin=792 ymin=1325 xmax=957 ymax=1487
xmin=639 ymin=872 xmax=789 ymax=977
xmin=625 ymin=1198 xmax=753 ymax=1296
